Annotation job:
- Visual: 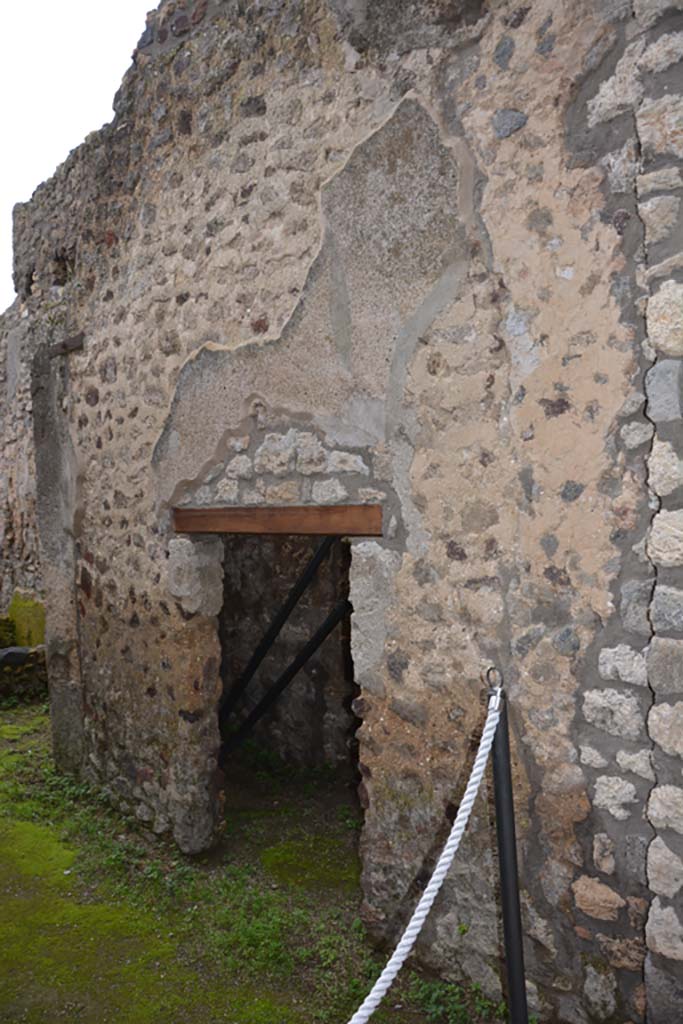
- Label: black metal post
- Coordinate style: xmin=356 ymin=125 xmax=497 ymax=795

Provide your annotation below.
xmin=221 ymin=597 xmax=352 ymax=759
xmin=492 ymin=688 xmax=529 ymax=1024
xmin=219 ymin=534 xmax=337 ymax=728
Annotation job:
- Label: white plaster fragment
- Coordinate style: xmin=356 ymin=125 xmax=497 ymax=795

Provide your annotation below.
xmin=311 ymin=478 xmax=348 ymax=504
xmin=265 ymin=480 xmax=300 ymax=503
xmin=503 ymin=307 xmax=540 ymax=386
xmin=647 ymin=280 xmax=683 ymax=356
xmin=215 ymin=478 xmax=239 ymax=501
xmin=224 ymin=454 xmax=253 ymax=480
xmin=601 ymin=141 xmax=638 ymax=194
xmin=295 ymin=432 xmax=327 ymax=475
xmin=640 ymin=195 xmax=681 ymax=245
xmin=587 ymin=39 xmax=646 ymax=127
xmin=241 ymin=481 xmax=266 ymax=505
xmin=649 ymin=510 xmax=683 ymax=568
xmin=649 ymin=701 xmax=683 ymax=757
xmin=167 ymin=536 xmax=224 ymax=616
xmin=254 ymin=430 xmax=297 ymax=476
xmin=598 ymin=645 xmax=648 ymax=686
xmin=648 ymin=438 xmax=683 ymax=497
xmin=618 ymin=392 xmax=646 ymax=418
xmin=648 ymin=785 xmax=683 ymax=834
xmin=639 ymin=31 xmax=683 ymax=74
xmin=583 ymin=688 xmax=644 ymax=739
xmin=646 ymin=898 xmax=683 ymax=961
xmin=593 ymin=833 xmax=616 ymax=875
xmin=327 ymin=450 xmax=369 ymax=475
xmin=594 ymin=776 xmax=638 ymax=820
xmin=648 ymin=836 xmax=683 ymax=898
xmin=616 ymin=748 xmax=655 ymax=781
xmin=580 ymin=745 xmax=609 ymax=769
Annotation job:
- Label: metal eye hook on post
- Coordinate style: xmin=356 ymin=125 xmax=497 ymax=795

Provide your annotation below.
xmin=486 ymin=665 xmax=504 ymax=712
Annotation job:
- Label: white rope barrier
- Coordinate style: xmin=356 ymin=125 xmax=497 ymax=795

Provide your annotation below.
xmin=346 ymin=687 xmax=502 ymax=1024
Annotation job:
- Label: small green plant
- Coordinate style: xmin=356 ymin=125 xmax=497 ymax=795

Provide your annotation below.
xmin=409 ymin=975 xmax=469 ymax=1023
xmin=337 ymin=804 xmax=361 ymax=831
xmin=408 ymin=974 xmax=507 ymax=1023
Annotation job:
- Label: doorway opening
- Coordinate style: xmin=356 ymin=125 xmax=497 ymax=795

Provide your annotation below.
xmin=174 ymin=504 xmax=383 ymax=891
xmin=172 ymin=504 xmax=382 ymax=887
xmin=216 ymin=532 xmax=362 ymax=900
xmin=218 ymin=533 xmax=358 ymax=778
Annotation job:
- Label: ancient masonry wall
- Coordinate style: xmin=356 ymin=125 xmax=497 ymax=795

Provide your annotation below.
xmin=1 ymin=1 xmax=683 ymax=1021
xmin=577 ymin=11 xmax=683 ymax=1016
xmin=0 ymin=307 xmax=42 ymax=609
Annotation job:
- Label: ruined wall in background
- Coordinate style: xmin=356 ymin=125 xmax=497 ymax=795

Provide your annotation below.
xmin=0 ymin=307 xmax=42 ymax=611
xmin=2 ymin=1 xmax=683 ymax=1020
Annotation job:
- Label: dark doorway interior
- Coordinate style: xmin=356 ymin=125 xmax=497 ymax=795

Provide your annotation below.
xmin=218 ymin=536 xmax=359 ymax=780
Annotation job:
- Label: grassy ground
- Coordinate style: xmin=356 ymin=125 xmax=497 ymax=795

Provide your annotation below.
xmin=0 ymin=703 xmax=509 ymax=1024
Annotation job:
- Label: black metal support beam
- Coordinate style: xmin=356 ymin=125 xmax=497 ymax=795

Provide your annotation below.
xmin=219 ymin=535 xmax=337 ymax=730
xmin=220 ymin=597 xmax=352 ymax=761
xmin=492 ymin=690 xmax=529 ymax=1024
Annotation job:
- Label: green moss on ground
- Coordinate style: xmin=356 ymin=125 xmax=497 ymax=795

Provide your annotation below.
xmin=0 ymin=706 xmax=510 ymax=1024
xmin=260 ymin=836 xmax=360 ymax=892
xmin=0 ymin=713 xmax=45 ymax=741
xmin=0 ymin=819 xmax=75 ymax=882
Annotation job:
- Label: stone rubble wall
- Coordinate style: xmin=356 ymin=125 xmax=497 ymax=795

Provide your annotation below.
xmin=1 ymin=0 xmax=683 ymax=1020
xmin=0 ymin=646 xmax=48 ymax=703
xmin=566 ymin=10 xmax=683 ymax=1019
xmin=0 ymin=307 xmax=42 ymax=611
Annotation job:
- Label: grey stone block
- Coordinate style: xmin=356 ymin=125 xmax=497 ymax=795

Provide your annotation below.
xmin=0 ymin=646 xmax=32 ymax=667
xmin=649 ymin=785 xmax=683 ymax=834
xmin=646 ymin=898 xmax=683 ymax=962
xmin=645 ymin=359 xmax=683 ymax=422
xmin=649 ymin=701 xmax=683 ymax=757
xmin=648 ymin=637 xmax=683 ymax=694
xmin=645 ymin=953 xmax=683 ymax=1024
xmin=167 ymin=537 xmax=224 ymax=616
xmin=620 ymin=578 xmax=654 ymax=635
xmin=493 ymin=35 xmax=515 ymax=70
xmin=652 ymin=585 xmax=683 ymax=633
xmin=492 ymin=108 xmax=527 ymax=139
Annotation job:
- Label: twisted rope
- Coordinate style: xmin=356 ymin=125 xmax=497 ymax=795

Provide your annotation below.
xmin=346 ymin=688 xmax=502 ymax=1024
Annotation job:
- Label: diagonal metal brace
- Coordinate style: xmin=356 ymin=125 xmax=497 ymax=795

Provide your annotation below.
xmin=219 ymin=535 xmax=337 ymax=730
xmin=220 ymin=597 xmax=352 ymax=762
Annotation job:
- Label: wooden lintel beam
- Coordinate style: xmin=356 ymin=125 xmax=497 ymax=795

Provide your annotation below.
xmin=172 ymin=504 xmax=383 ymax=537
